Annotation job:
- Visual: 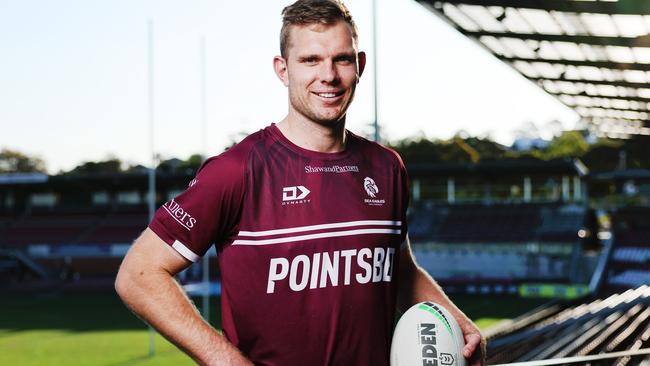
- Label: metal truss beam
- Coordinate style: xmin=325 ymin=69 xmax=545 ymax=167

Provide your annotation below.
xmin=465 ymin=30 xmax=647 ymax=48
xmin=576 ymin=109 xmax=649 ymax=122
xmin=417 ymin=0 xmax=650 ymax=15
xmin=551 ymin=92 xmax=650 ymax=104
xmin=528 ymin=77 xmax=650 ymax=90
xmin=565 ymin=103 xmax=650 ymax=114
xmin=499 ymin=56 xmax=650 ymax=73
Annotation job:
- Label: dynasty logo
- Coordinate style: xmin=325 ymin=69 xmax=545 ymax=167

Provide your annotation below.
xmin=282 ymin=185 xmax=311 ymax=205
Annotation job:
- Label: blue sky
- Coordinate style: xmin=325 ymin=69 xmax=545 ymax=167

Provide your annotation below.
xmin=1 ymin=0 xmax=577 ymax=173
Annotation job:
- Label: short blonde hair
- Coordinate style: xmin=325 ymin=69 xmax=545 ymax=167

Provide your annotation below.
xmin=280 ymin=0 xmax=358 ymax=58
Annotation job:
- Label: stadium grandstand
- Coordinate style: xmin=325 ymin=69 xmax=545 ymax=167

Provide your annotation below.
xmin=406 ymin=158 xmax=598 ymax=296
xmin=409 ymin=0 xmax=650 ymax=363
xmin=0 ymin=171 xmax=203 ymax=282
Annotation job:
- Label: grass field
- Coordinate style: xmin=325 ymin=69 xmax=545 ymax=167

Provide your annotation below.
xmin=0 ymin=289 xmax=548 ymax=365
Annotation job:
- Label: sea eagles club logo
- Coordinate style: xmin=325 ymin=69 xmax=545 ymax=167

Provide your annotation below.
xmin=363 ymin=177 xmax=385 ymax=206
xmin=364 ymin=177 xmax=379 ymax=198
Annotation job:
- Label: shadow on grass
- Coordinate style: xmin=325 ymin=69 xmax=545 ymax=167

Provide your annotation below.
xmin=104 ymin=354 xmax=152 ymax=366
xmin=1 ymin=291 xmax=549 ymax=333
xmin=0 ymin=291 xmax=221 ymax=332
xmin=449 ymin=294 xmax=551 ymax=321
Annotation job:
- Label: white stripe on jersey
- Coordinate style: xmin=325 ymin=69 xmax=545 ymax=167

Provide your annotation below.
xmin=232 ymin=228 xmax=401 ymax=246
xmin=172 ymin=240 xmax=200 ymax=262
xmin=237 ymin=220 xmax=401 ymax=237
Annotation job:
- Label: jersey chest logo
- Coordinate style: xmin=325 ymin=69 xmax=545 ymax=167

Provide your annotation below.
xmin=282 ymin=185 xmax=311 ymax=206
xmin=363 ymin=176 xmax=385 ymax=206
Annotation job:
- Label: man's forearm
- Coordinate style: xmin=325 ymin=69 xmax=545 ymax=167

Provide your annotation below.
xmin=116 ymin=273 xmax=243 ymax=364
xmin=401 ymin=265 xmax=473 ymax=327
xmin=115 ymin=261 xmax=251 ymax=365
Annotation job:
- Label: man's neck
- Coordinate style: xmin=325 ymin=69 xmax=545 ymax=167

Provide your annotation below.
xmin=276 ymin=113 xmax=347 ymax=153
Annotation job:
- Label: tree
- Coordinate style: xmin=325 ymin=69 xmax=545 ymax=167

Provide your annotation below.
xmin=541 ymin=131 xmax=589 ymax=159
xmin=180 ymin=154 xmax=204 ymax=171
xmin=389 ymin=136 xmax=507 ymax=165
xmin=0 ymin=148 xmax=47 ymax=173
xmin=157 ymin=154 xmax=205 ymax=174
xmin=64 ymin=158 xmax=123 ymax=175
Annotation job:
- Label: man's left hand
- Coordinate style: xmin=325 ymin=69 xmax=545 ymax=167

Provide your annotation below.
xmin=460 ymin=321 xmax=486 ymax=366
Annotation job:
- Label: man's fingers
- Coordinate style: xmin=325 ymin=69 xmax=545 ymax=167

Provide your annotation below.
xmin=463 ymin=333 xmax=485 ymax=365
xmin=463 ymin=333 xmax=481 ymax=358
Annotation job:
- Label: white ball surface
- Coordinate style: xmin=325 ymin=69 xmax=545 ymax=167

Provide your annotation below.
xmin=390 ymin=302 xmax=467 ymax=366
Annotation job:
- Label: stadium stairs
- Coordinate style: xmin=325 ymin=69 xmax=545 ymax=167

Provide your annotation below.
xmin=602 ymin=206 xmax=650 ymax=295
xmin=0 ymin=248 xmax=51 ymax=280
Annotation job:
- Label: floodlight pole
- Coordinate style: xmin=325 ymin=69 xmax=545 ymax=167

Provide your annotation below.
xmin=200 ymin=35 xmax=210 ymax=324
xmin=372 ymin=0 xmax=380 ymax=143
xmin=147 ymin=19 xmax=157 ymax=358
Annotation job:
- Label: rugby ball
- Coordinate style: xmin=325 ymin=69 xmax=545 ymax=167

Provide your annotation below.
xmin=390 ymin=302 xmax=467 ymax=366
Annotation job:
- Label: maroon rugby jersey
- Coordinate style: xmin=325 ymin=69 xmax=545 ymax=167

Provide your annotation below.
xmin=149 ymin=123 xmax=409 ymax=366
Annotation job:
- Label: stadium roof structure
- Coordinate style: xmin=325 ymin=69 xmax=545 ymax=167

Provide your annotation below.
xmin=591 ymin=168 xmax=650 ymax=180
xmin=416 ymin=0 xmax=650 ymax=139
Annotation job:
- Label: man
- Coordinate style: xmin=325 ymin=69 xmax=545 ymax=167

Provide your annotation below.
xmin=115 ymin=0 xmax=485 ymax=365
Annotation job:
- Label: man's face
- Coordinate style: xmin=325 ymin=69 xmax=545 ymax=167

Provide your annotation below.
xmin=275 ymin=21 xmax=366 ymax=126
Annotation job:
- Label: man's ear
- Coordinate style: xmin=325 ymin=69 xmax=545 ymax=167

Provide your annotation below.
xmin=273 ymin=55 xmax=289 ymax=87
xmin=357 ymin=51 xmax=367 ymax=80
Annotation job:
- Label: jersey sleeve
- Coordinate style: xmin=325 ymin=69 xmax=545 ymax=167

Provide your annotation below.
xmin=398 ymin=157 xmax=410 ymax=249
xmin=148 ymin=153 xmax=246 ymax=262
xmin=383 ymin=146 xmax=410 ymax=250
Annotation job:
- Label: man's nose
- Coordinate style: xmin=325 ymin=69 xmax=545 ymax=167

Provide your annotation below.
xmin=319 ymin=60 xmax=339 ymax=84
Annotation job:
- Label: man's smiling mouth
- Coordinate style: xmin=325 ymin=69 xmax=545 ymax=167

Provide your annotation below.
xmin=313 ymin=91 xmax=344 ymax=99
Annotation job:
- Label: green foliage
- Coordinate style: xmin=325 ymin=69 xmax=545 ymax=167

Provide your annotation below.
xmin=157 ymin=154 xmax=205 ymax=174
xmin=0 ymin=148 xmax=47 ymax=173
xmin=65 ymin=159 xmax=123 ymax=175
xmin=389 ymin=131 xmax=650 ymax=173
xmin=389 ymin=137 xmax=507 ymax=165
xmin=61 ymin=154 xmax=206 ymax=176
xmin=183 ymin=154 xmax=205 ymax=171
xmin=541 ymin=131 xmax=589 ymax=160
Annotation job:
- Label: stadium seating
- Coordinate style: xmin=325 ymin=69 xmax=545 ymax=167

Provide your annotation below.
xmin=0 ymin=205 xmax=149 ymax=279
xmin=486 ymin=285 xmax=650 ymax=364
xmin=537 ymin=204 xmax=585 ymax=242
xmin=408 ymin=202 xmax=586 ymax=244
xmin=407 ymin=202 xmax=588 ymax=287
